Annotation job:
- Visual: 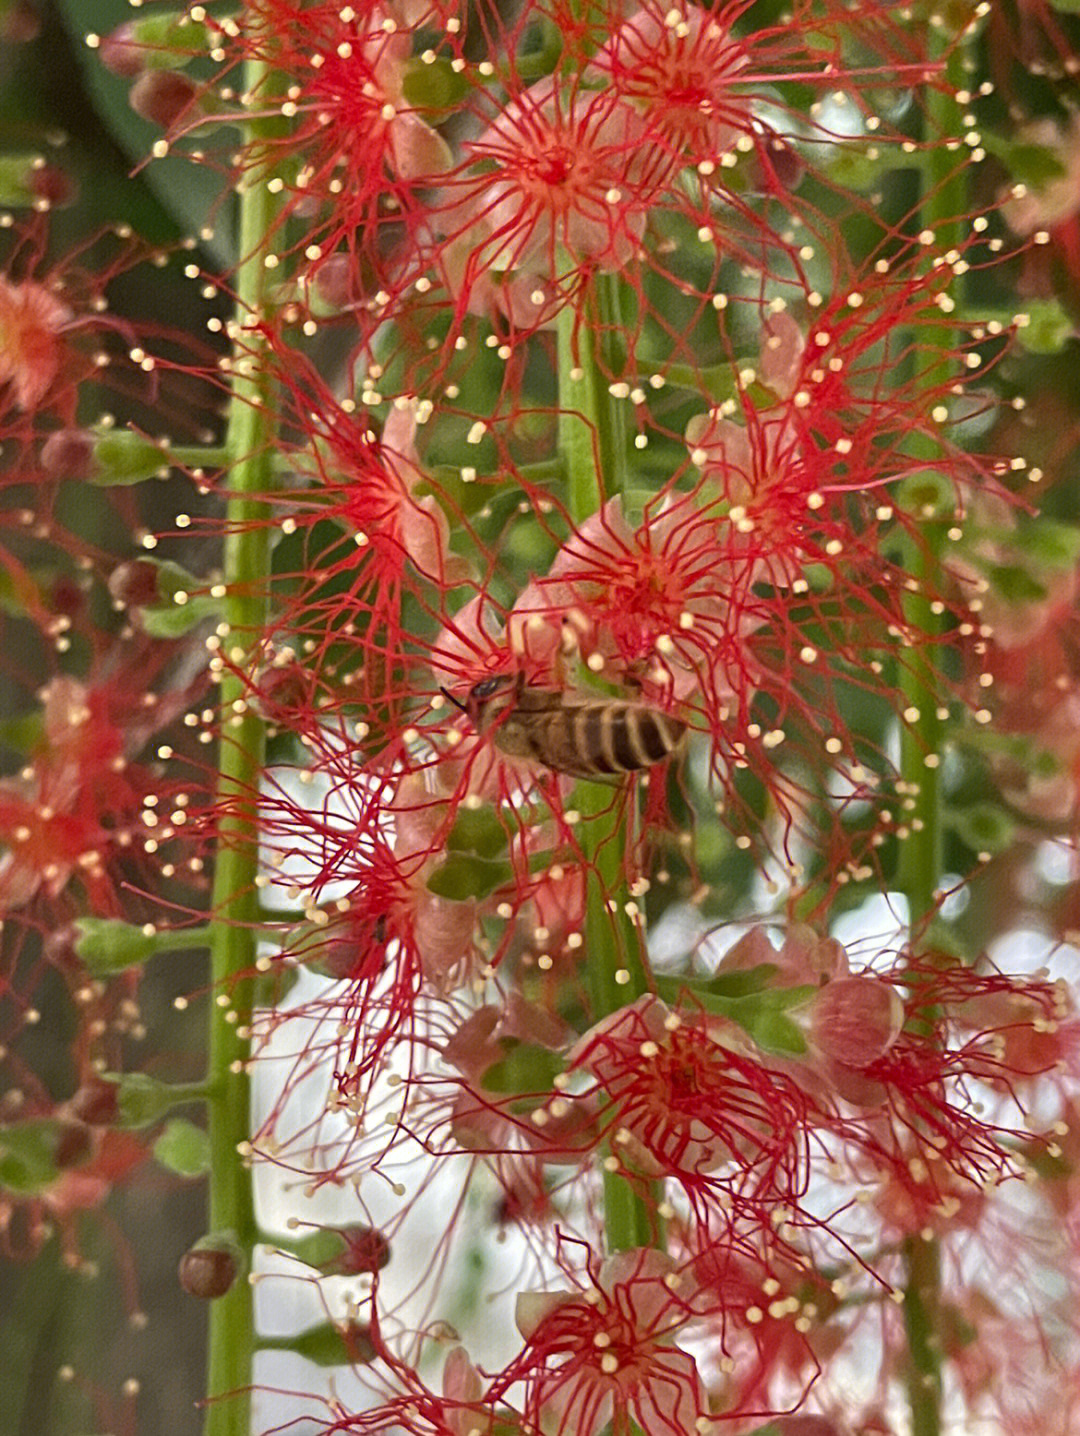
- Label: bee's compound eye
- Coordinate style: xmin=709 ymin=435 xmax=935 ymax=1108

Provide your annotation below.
xmin=471 ymin=676 xmax=509 ymax=699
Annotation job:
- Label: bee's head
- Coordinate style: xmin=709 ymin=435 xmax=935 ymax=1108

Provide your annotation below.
xmin=451 ymin=673 xmax=518 ymax=731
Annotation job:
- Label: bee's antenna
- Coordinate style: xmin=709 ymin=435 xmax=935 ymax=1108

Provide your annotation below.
xmin=441 ymin=686 xmax=467 ymax=712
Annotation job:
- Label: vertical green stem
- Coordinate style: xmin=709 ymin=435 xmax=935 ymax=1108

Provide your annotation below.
xmin=204 ymin=60 xmax=280 ymax=1436
xmin=556 ymin=278 xmax=655 ymax=1252
xmin=896 ymin=35 xmax=971 ymax=1436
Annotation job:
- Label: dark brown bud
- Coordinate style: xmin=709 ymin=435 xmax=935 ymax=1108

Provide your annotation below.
xmin=129 ymin=70 xmax=200 ymax=129
xmin=179 ymin=1240 xmax=241 ymax=1299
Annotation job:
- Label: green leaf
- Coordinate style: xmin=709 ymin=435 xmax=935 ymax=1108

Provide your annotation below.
xmin=137 ymin=593 xmax=220 ymax=637
xmin=426 ymin=855 xmax=512 ymax=901
xmin=0 ymin=154 xmax=49 ymax=207
xmin=0 ymin=1120 xmax=61 ymax=1195
xmin=153 ymin=1118 xmax=211 ymax=1176
xmin=1049 ymin=0 xmax=1080 ymax=12
xmin=74 ymin=918 xmax=157 ymax=975
xmin=124 ymin=10 xmax=212 ymax=68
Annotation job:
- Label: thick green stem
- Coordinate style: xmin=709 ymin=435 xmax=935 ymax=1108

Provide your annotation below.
xmin=557 ymin=280 xmax=656 ymax=1252
xmin=896 ymin=35 xmax=971 ymax=1436
xmin=203 ymin=62 xmax=280 ymax=1436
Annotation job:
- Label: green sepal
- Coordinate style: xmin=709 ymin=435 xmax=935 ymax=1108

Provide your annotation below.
xmin=480 ymin=1041 xmax=565 ymax=1094
xmin=73 ymin=918 xmax=157 ymax=975
xmin=445 ymin=806 xmax=509 ymax=859
xmin=948 ymin=803 xmax=1017 ymax=855
xmin=134 ymin=560 xmax=221 ymax=636
xmin=1017 ymin=300 xmax=1075 ymax=355
xmin=153 ymin=1117 xmax=211 ymax=1176
xmin=264 ymin=1321 xmax=376 ymax=1366
xmin=426 ymin=854 xmax=512 ymax=900
xmin=400 ymin=57 xmax=469 ymax=111
xmin=657 ymin=977 xmax=815 ymax=1055
xmin=109 ymin=1073 xmax=201 ymax=1129
xmin=894 ymin=470 xmax=954 ymax=521
xmin=0 ymin=155 xmax=49 ymax=207
xmin=91 ymin=430 xmax=172 ymax=486
xmin=981 ymin=132 xmax=1068 ymax=188
xmin=0 ymin=1120 xmax=63 ymax=1195
xmin=124 ymin=11 xmax=212 ymax=67
xmin=269 ymin=1228 xmax=350 ymax=1269
xmin=699 ymin=962 xmax=780 ymax=999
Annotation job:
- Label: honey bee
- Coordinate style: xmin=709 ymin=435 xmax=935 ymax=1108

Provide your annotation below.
xmin=447 ymin=673 xmax=686 ymax=780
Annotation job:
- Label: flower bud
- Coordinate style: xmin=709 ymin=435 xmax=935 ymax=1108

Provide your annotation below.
xmin=53 ymin=1119 xmax=93 ymax=1169
xmin=179 ymin=1232 xmax=245 ymax=1299
xmin=98 ymin=22 xmax=149 ymax=78
xmin=321 ymin=1224 xmax=392 ymax=1276
xmin=40 ymin=428 xmax=97 ymax=480
xmin=129 ymin=70 xmax=200 ymax=129
xmin=108 ymin=559 xmax=163 ymax=609
xmin=811 ymin=975 xmax=904 ymax=1068
xmin=69 ymin=1077 xmax=121 ymax=1127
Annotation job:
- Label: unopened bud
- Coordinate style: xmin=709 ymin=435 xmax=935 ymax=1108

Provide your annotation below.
xmin=41 ymin=428 xmax=97 ymax=480
xmin=129 ymin=70 xmax=200 ymax=129
xmin=98 ymin=22 xmax=149 ymax=77
xmin=811 ymin=975 xmax=904 ymax=1068
xmin=108 ymin=559 xmax=162 ymax=609
xmin=322 ymin=1224 xmax=392 ymax=1276
xmin=69 ymin=1077 xmax=121 ymax=1127
xmin=53 ymin=1120 xmax=93 ymax=1169
xmin=179 ymin=1232 xmax=245 ymax=1299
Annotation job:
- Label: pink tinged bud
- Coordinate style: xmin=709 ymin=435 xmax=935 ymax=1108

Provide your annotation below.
xmin=107 ymin=559 xmax=161 ymax=609
xmin=68 ymin=1078 xmax=122 ymax=1127
xmin=98 ymin=22 xmax=149 ymax=78
xmin=40 ymin=428 xmax=97 ymax=480
xmin=811 ymin=975 xmax=904 ymax=1068
xmin=129 ymin=70 xmax=200 ymax=129
xmin=27 ymin=164 xmax=76 ymax=208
